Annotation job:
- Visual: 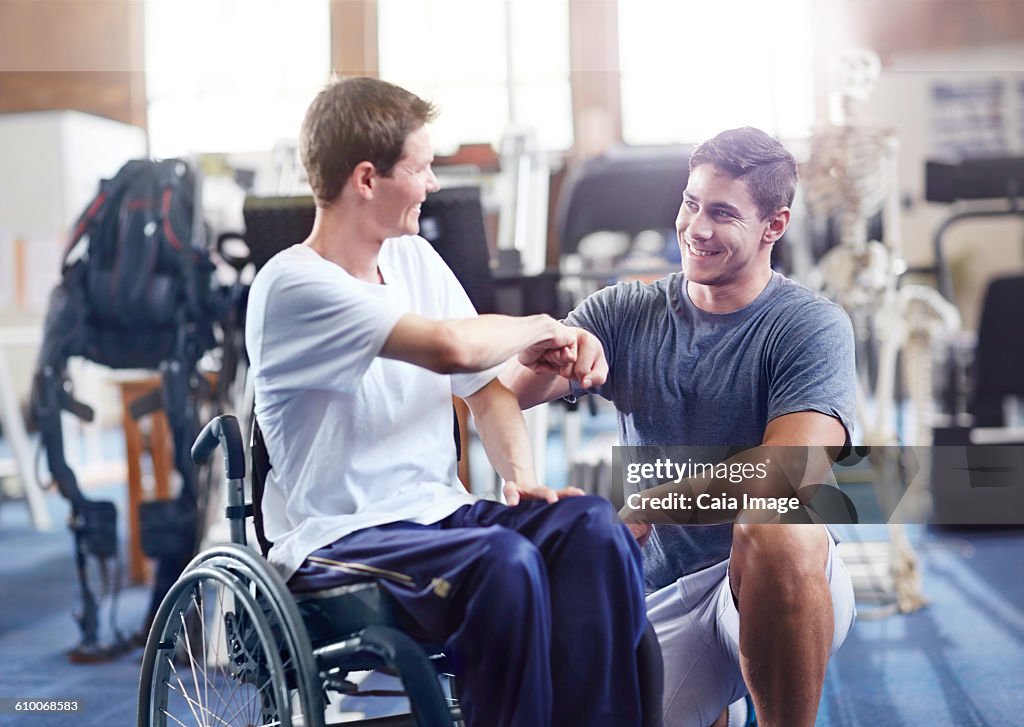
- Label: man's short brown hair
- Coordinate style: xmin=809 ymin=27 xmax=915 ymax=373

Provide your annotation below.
xmin=689 ymin=127 xmax=798 ymax=221
xmin=299 ymin=77 xmax=438 ymax=207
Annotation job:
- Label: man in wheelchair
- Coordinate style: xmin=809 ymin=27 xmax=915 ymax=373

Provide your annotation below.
xmin=244 ymin=76 xmax=649 ymax=726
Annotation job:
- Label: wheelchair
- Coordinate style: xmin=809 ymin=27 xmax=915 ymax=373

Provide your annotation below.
xmin=138 ymin=414 xmax=664 ymax=726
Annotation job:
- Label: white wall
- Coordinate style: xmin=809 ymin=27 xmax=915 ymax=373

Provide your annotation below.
xmin=0 ymin=110 xmax=146 ymax=420
xmin=0 ymin=110 xmax=147 ymax=314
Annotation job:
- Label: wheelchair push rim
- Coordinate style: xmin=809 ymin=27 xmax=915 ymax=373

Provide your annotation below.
xmin=138 ymin=564 xmax=305 ymax=727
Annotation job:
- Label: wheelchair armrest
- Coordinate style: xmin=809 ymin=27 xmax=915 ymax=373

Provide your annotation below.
xmin=191 ymin=414 xmax=245 ymax=479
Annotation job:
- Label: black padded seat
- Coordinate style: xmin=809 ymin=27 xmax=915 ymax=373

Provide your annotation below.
xmin=294 ymin=580 xmax=455 ymax=702
xmin=295 ymin=581 xmax=420 ymax=648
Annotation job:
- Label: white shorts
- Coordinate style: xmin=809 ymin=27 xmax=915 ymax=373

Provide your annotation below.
xmin=647 ymin=529 xmax=856 ymax=727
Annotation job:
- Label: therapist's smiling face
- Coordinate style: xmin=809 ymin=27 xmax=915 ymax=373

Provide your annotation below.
xmin=676 ymin=163 xmax=768 ymax=287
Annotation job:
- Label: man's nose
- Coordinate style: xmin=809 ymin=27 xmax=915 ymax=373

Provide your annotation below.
xmin=685 ymin=210 xmax=713 ymax=241
xmin=427 ymin=168 xmax=441 ymax=193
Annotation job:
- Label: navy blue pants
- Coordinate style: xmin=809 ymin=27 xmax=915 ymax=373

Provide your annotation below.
xmin=289 ymin=495 xmax=646 ymax=727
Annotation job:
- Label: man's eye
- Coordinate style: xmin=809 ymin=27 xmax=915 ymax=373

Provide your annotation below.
xmin=684 ymin=200 xmax=698 ymax=212
xmin=714 ymin=209 xmax=733 ymax=219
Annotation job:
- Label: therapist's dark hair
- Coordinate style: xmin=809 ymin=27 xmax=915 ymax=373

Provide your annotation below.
xmin=689 ymin=127 xmax=798 ymax=220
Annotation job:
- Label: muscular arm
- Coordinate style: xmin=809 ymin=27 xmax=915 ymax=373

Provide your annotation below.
xmin=761 ymin=411 xmax=847 ymax=448
xmin=620 ymin=411 xmax=847 ymax=539
xmin=380 ymin=312 xmax=576 ymax=375
xmin=464 ymin=378 xmax=582 ymax=504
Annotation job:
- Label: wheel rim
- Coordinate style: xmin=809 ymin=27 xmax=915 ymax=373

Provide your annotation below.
xmin=143 ymin=566 xmax=293 ymax=727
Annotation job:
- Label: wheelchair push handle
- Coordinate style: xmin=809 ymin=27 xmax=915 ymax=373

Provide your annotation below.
xmin=191 ymin=414 xmax=245 ymax=480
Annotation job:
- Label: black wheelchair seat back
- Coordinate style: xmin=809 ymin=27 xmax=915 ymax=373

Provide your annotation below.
xmin=249 ymin=417 xmax=276 ymax=558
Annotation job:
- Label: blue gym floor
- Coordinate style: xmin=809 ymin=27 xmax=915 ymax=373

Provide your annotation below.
xmin=1 ymin=425 xmax=1022 ymax=726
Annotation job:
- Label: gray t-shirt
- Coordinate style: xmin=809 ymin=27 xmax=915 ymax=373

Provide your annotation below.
xmin=566 ymin=271 xmax=856 ymax=591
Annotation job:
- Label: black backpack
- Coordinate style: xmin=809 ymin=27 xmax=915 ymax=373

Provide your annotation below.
xmin=31 ymin=158 xmax=222 ymax=660
xmin=57 ymin=158 xmax=218 ymax=367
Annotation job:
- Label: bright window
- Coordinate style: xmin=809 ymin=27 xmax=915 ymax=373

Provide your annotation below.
xmin=377 ymin=0 xmax=573 ymax=154
xmin=144 ymin=0 xmax=331 ymax=157
xmin=619 ymin=0 xmax=816 ymax=145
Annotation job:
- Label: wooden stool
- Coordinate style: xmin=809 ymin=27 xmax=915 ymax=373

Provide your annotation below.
xmin=116 ymin=375 xmax=172 ymax=584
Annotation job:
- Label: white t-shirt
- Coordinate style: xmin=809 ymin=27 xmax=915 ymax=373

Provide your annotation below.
xmin=245 ymin=237 xmax=498 ymax=579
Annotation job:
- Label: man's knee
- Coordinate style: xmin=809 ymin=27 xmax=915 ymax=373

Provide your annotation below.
xmin=730 ymin=524 xmax=829 ymax=598
xmin=475 ymin=527 xmax=546 ymax=589
xmin=555 ymin=492 xmax=616 ymax=521
xmin=558 ymin=495 xmax=627 ymax=541
xmin=556 ymin=495 xmax=641 ymax=565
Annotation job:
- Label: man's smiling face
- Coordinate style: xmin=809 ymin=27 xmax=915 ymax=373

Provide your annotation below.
xmin=676 ymin=163 xmax=773 ymax=288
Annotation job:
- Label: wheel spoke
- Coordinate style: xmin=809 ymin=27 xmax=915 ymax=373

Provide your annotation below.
xmin=197 ymin=587 xmax=209 ymax=717
xmin=167 ymin=658 xmax=203 ymax=726
xmin=179 ymin=607 xmax=208 ymax=721
xmin=160 ymin=707 xmax=190 ymax=727
xmin=142 ymin=560 xmax=313 ymax=727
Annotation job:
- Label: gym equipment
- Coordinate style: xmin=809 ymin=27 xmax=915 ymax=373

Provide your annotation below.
xmin=556 ymin=144 xmax=691 ymax=260
xmin=924 ymin=156 xmax=1024 ymax=300
xmin=30 ymin=158 xmax=224 ymax=660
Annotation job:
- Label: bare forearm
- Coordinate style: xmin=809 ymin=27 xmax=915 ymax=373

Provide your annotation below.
xmin=465 ymin=379 xmax=538 ymax=489
xmin=382 ymin=312 xmax=572 ymax=375
xmin=620 ymin=444 xmax=838 ymax=526
xmin=442 ymin=314 xmax=564 ymax=372
xmin=499 ymin=359 xmax=571 ymax=410
xmin=620 ymin=413 xmax=846 ymax=527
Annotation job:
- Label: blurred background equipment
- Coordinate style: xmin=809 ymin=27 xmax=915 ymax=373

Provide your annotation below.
xmin=29 ymin=158 xmax=224 ymax=661
xmin=924 ymin=156 xmax=1024 ymax=300
xmin=556 ymin=144 xmax=690 ymax=265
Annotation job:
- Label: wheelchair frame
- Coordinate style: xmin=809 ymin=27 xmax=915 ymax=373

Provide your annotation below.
xmin=138 ymin=414 xmax=460 ymax=726
xmin=138 ymin=414 xmax=664 ymax=727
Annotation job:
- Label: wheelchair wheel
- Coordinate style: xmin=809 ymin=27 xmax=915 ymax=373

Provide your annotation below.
xmin=139 ymin=546 xmax=325 ymax=727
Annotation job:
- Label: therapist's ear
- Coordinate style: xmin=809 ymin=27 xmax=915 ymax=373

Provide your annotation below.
xmin=762 ymin=207 xmax=791 ymax=244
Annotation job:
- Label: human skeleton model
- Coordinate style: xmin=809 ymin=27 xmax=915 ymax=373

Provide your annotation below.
xmin=802 ymin=49 xmax=960 ymax=613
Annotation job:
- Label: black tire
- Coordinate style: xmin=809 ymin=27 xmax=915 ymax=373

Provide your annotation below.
xmin=138 ymin=555 xmax=323 ymax=727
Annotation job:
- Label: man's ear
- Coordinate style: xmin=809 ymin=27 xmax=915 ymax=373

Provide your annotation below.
xmin=762 ymin=207 xmax=791 ymax=244
xmin=351 ymin=161 xmax=376 ymax=200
